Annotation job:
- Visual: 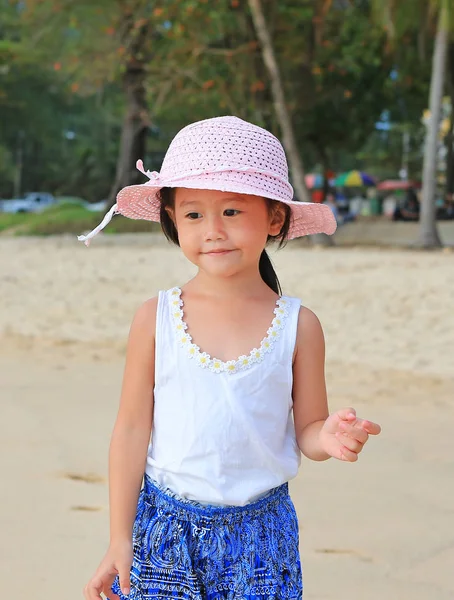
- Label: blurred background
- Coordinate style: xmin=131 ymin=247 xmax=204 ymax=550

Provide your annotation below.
xmin=0 ymin=0 xmax=454 ymax=244
xmin=1 ymin=1 xmax=453 ymax=599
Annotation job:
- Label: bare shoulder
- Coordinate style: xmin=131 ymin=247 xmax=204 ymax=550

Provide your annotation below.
xmin=124 ymin=296 xmax=159 ymax=360
xmin=294 ymin=306 xmax=325 ymax=357
xmin=129 ymin=296 xmax=159 ymax=338
xmin=123 ymin=295 xmax=159 ymax=387
xmin=117 ymin=296 xmax=158 ymax=425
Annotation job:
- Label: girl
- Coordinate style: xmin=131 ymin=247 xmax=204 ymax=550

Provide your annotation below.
xmin=80 ymin=116 xmax=381 ymax=600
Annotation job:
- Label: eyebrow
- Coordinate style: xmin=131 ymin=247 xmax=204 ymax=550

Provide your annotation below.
xmin=179 ymin=200 xmax=197 ymax=208
xmin=179 ymin=195 xmax=248 ymax=208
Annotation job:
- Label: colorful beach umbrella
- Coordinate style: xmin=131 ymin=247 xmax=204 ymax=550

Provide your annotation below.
xmin=304 ymin=174 xmax=324 ymax=189
xmin=334 ymin=170 xmax=376 ymax=187
xmin=304 ymin=173 xmax=336 ymax=189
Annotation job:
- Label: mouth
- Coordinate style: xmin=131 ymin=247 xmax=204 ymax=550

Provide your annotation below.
xmin=203 ymin=249 xmax=234 ymax=256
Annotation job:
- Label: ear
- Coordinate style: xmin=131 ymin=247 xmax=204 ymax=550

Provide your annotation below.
xmin=165 ymin=205 xmax=176 ymax=226
xmin=269 ymin=203 xmax=286 ymax=236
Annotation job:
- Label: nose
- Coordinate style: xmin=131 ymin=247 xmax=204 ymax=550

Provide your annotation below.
xmin=204 ymin=213 xmax=227 ymax=242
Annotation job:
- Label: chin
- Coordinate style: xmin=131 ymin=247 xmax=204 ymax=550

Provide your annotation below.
xmin=201 ymin=265 xmax=241 ymax=278
xmin=200 ymin=257 xmax=244 ymax=278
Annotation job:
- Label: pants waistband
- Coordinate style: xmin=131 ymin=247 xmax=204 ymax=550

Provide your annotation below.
xmin=143 ymin=474 xmax=289 ymax=522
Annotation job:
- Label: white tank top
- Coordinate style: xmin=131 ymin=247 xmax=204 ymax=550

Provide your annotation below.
xmin=145 ymin=287 xmax=302 ymax=506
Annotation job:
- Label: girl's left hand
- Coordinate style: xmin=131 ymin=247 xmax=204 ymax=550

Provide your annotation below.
xmin=319 ymin=408 xmax=381 ymax=462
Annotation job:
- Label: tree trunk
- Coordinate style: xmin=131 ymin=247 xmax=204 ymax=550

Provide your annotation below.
xmin=107 ymin=13 xmax=151 ymax=207
xmin=247 ymin=0 xmax=310 ymax=204
xmin=416 ymin=6 xmax=447 ymax=248
xmin=107 ymin=65 xmax=148 ymax=206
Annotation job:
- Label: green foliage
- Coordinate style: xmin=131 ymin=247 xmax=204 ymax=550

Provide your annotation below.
xmin=285 ymin=4 xmax=394 ymax=165
xmin=0 ymin=212 xmax=25 ymax=233
xmin=357 ymin=125 xmax=426 ymax=180
xmin=0 ymin=204 xmax=99 ymax=235
xmin=0 ymin=203 xmax=161 ymax=235
xmin=0 ymin=0 xmax=443 ymax=206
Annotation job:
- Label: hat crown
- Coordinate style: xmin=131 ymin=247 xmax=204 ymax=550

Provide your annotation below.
xmin=161 ymin=116 xmax=289 ymax=181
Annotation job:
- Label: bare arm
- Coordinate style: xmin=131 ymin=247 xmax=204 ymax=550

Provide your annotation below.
xmin=292 ymin=308 xmax=381 ymax=463
xmin=108 ymin=297 xmax=157 ymax=545
xmin=292 ymin=307 xmax=331 ymax=461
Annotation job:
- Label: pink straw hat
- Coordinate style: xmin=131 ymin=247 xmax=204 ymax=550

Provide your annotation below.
xmin=78 ymin=116 xmax=336 ymax=245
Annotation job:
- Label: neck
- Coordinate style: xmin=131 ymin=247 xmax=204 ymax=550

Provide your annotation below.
xmin=187 ymin=266 xmax=275 ymax=301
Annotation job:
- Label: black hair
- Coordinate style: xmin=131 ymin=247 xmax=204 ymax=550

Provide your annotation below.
xmin=158 ymin=187 xmax=291 ymax=295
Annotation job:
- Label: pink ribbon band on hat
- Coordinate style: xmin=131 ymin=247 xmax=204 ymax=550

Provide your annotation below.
xmin=136 ymin=159 xmax=161 ymax=182
xmin=138 ymin=158 xmax=292 ymax=193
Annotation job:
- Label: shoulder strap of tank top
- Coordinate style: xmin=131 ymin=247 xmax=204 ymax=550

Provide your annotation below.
xmin=154 ymin=290 xmax=167 ymax=384
xmin=280 ymin=296 xmax=302 ymax=365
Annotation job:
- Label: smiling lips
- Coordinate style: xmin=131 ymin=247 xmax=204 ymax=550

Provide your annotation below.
xmin=203 ymin=249 xmax=234 ymax=255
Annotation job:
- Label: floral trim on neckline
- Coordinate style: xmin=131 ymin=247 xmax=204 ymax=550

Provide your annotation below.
xmin=169 ymin=287 xmax=290 ymax=375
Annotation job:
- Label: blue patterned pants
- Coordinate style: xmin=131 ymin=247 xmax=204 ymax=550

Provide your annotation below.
xmin=112 ymin=475 xmax=302 ymax=600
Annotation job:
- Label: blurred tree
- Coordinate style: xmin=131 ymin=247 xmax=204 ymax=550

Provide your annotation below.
xmin=17 ymin=0 xmax=269 ymax=203
xmin=248 ymin=0 xmax=311 ymax=203
xmin=0 ymin=0 xmax=439 ymax=220
xmin=417 ymin=1 xmax=451 ymax=247
xmin=372 ymin=0 xmax=454 ymax=247
xmin=18 ymin=0 xmax=155 ymax=204
xmin=0 ymin=1 xmax=124 ymax=200
xmin=281 ymin=1 xmax=393 ymax=185
xmin=445 ymin=41 xmax=454 ymax=195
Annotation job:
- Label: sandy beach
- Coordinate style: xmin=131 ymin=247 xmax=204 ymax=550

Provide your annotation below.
xmin=1 ymin=234 xmax=453 ymax=600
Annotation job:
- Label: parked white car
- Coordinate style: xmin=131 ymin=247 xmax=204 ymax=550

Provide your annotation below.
xmin=1 ymin=192 xmax=56 ymax=213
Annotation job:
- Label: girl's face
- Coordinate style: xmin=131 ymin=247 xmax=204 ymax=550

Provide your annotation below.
xmin=168 ymin=188 xmax=285 ymax=279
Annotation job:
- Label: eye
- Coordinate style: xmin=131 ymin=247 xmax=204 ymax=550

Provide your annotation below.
xmin=224 ymin=209 xmax=241 ymax=217
xmin=186 ymin=212 xmax=202 ymax=220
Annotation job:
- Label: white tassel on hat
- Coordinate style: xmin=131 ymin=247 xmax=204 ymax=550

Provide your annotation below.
xmin=77 ymin=160 xmax=160 ymax=247
xmin=77 ymin=203 xmax=119 ymax=246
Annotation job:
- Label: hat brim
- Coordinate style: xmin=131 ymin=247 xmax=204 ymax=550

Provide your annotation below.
xmin=116 ymin=181 xmax=337 ymax=239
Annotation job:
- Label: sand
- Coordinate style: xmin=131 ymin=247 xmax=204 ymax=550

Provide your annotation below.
xmin=1 ymin=234 xmax=453 ymax=600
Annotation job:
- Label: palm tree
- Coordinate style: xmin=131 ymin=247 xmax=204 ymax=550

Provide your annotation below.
xmin=418 ymin=3 xmax=450 ymax=247
xmin=247 ymin=0 xmax=311 ymax=204
xmin=373 ymin=0 xmax=453 ymax=248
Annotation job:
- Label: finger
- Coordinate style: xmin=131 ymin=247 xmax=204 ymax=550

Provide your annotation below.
xmin=336 ymin=432 xmax=363 ymax=453
xmin=102 ymin=576 xmax=119 ymax=600
xmin=106 ymin=587 xmax=121 ymax=600
xmin=339 ymin=422 xmax=369 ymax=443
xmin=118 ymin=564 xmax=131 ymax=597
xmin=361 ymin=420 xmax=381 ymax=435
xmin=84 ymin=577 xmax=103 ymax=600
xmin=339 ymin=444 xmax=358 ymax=462
xmin=336 ymin=407 xmax=357 ymax=422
